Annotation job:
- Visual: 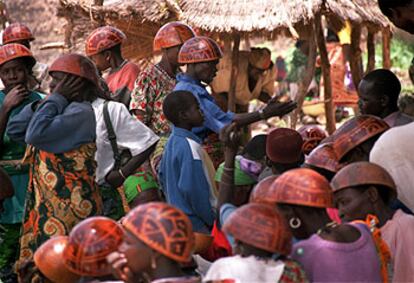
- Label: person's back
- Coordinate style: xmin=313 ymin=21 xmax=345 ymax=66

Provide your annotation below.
xmin=159 ymin=91 xmax=216 ymax=233
xmin=370 ymin=123 xmax=414 ymax=212
xmin=291 ymin=222 xmax=382 ymax=282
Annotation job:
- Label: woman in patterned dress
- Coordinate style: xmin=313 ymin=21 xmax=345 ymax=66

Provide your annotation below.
xmin=129 ymin=22 xmax=195 ymax=176
xmin=7 ymin=54 xmax=103 ymax=273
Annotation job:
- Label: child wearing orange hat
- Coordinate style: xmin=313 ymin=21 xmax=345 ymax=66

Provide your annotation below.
xmin=7 ymin=54 xmax=103 ymax=273
xmin=86 ymin=26 xmax=140 ymax=107
xmin=332 ymin=162 xmax=414 ymax=282
xmin=109 ymin=202 xmax=198 ymax=283
xmin=0 ymin=43 xmax=43 ymax=281
xmin=205 ymin=203 xmax=308 ymax=283
xmin=2 ymin=23 xmax=48 ymax=91
xmin=63 ymin=216 xmax=124 ymax=282
xmin=250 ymin=168 xmax=386 ymax=282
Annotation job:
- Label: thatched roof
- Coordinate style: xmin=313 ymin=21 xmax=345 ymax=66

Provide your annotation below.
xmin=352 ymin=0 xmax=390 ymax=30
xmin=58 ymin=0 xmax=178 ymax=63
xmin=178 ymin=0 xmax=389 ymax=37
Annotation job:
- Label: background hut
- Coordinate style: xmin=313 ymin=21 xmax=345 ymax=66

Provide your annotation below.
xmin=58 ymin=0 xmax=178 ymax=63
xmin=179 ymin=0 xmax=390 ymax=133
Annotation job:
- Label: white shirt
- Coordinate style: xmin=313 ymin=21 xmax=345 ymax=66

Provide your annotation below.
xmin=204 ymin=255 xmax=285 ymax=283
xmin=370 ymin=122 xmax=414 ymax=211
xmin=92 ymin=98 xmax=159 ymax=184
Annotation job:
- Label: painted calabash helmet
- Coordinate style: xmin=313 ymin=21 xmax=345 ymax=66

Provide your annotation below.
xmin=265 ymin=168 xmax=333 ymax=208
xmin=0 ymin=43 xmax=36 ymax=69
xmin=331 ymin=161 xmax=396 ymax=200
xmin=122 ymin=202 xmax=195 ymax=263
xmin=178 ymin=36 xmax=222 ymax=64
xmin=34 ymin=236 xmax=81 ymax=283
xmin=63 ymin=217 xmax=124 ymax=277
xmin=2 ymin=23 xmax=35 ymax=44
xmin=153 ymin=22 xmax=196 ymax=52
xmin=49 ymin=53 xmax=102 ymax=90
xmin=85 ymin=25 xmax=126 ymax=56
xmin=223 ymin=203 xmax=292 ymax=255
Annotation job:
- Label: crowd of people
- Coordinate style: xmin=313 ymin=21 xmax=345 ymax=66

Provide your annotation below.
xmin=1 ymin=0 xmax=414 ymax=282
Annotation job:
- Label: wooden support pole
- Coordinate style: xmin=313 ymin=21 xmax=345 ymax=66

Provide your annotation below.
xmin=350 ymin=24 xmax=363 ymax=88
xmin=315 ymin=14 xmax=336 ymax=134
xmin=382 ymin=28 xmax=392 ymax=69
xmin=290 ymin=32 xmax=317 ymax=130
xmin=228 ymin=34 xmax=241 ymax=112
xmin=366 ymin=29 xmax=376 ymax=73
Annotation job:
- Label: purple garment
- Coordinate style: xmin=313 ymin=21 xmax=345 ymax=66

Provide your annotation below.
xmin=291 ymin=223 xmax=382 ymax=282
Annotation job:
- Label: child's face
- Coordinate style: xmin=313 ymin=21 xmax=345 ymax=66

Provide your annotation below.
xmin=118 ymin=231 xmax=153 ymax=274
xmin=0 ymin=59 xmax=29 ymax=89
xmin=187 ymin=100 xmax=204 ymax=127
xmin=334 ymin=187 xmax=373 ymax=223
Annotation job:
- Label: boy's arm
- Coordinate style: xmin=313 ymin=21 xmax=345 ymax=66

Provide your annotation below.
xmin=179 ymin=154 xmax=215 ymax=229
xmin=25 ymin=94 xmax=96 ymax=153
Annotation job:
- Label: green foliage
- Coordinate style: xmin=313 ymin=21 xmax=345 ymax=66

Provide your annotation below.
xmin=364 ymin=38 xmax=414 ymax=70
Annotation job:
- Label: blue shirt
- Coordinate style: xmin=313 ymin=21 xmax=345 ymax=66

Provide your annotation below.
xmin=158 ymin=127 xmax=216 ymax=233
xmin=7 ymin=93 xmax=96 ymax=154
xmin=174 ymin=73 xmax=234 ymax=139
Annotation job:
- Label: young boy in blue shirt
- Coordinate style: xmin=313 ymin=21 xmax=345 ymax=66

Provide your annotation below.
xmin=159 ymin=90 xmax=217 ymax=234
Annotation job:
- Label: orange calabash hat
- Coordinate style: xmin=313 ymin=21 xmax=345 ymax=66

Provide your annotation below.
xmin=268 ymin=168 xmax=333 ymax=208
xmin=223 ymin=203 xmax=292 ymax=255
xmin=178 ymin=36 xmax=222 ymax=64
xmin=122 ymin=202 xmax=195 ymax=263
xmin=34 ymin=236 xmax=81 ymax=283
xmin=0 ymin=43 xmax=36 ymax=68
xmin=305 ymin=142 xmax=341 ymax=173
xmin=3 ymin=23 xmax=35 ymax=44
xmin=330 ymin=115 xmax=389 ymax=161
xmin=63 ymin=217 xmax=124 ymax=277
xmin=249 ymin=175 xmax=279 ymax=204
xmin=85 ymin=25 xmax=126 ymax=56
xmin=153 ymin=22 xmax=196 ymax=52
xmin=298 ymin=125 xmax=328 ymax=155
xmin=331 ymin=161 xmax=396 ymax=195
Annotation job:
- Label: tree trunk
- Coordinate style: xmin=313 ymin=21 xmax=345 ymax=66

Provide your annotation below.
xmin=382 ymin=28 xmax=392 ymax=69
xmin=315 ymin=14 xmax=336 ymax=134
xmin=350 ymin=24 xmax=363 ymax=88
xmin=290 ymin=32 xmax=317 ymax=129
xmin=228 ymin=34 xmax=241 ymax=112
xmin=366 ymin=29 xmax=376 ymax=73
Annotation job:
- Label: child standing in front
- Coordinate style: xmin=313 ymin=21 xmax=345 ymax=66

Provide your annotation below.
xmin=158 ymin=90 xmax=216 ymax=234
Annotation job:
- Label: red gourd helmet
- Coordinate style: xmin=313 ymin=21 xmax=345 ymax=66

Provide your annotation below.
xmin=85 ymin=26 xmax=126 ymax=56
xmin=153 ymin=22 xmax=196 ymax=51
xmin=0 ymin=43 xmax=36 ymax=68
xmin=178 ymin=36 xmax=222 ymax=64
xmin=63 ymin=217 xmax=124 ymax=277
xmin=2 ymin=23 xmax=35 ymax=44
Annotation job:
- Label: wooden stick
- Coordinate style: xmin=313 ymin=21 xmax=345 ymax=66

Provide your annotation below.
xmin=315 ymin=14 xmax=336 ymax=134
xmin=228 ymin=34 xmax=241 ymax=112
xmin=350 ymin=24 xmax=363 ymax=87
xmin=291 ymin=32 xmax=317 ymax=130
xmin=366 ymin=29 xmax=376 ymax=73
xmin=382 ymin=28 xmax=392 ymax=69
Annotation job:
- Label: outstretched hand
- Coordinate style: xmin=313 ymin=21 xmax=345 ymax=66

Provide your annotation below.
xmin=263 ymin=100 xmax=297 ymax=119
xmin=52 ymin=74 xmax=86 ymax=101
